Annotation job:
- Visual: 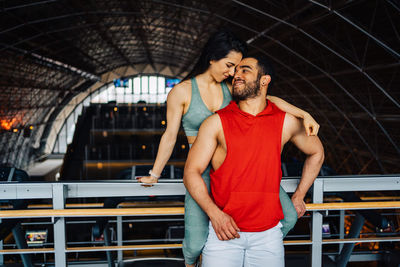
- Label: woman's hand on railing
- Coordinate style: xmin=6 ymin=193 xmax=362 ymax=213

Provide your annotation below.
xmin=136 ymin=176 xmax=158 ymax=187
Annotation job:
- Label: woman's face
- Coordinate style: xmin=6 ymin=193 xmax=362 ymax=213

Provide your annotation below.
xmin=209 ymin=51 xmax=243 ymax=82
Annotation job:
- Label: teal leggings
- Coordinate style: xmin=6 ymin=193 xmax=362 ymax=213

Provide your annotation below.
xmin=182 ymin=166 xmax=297 ymax=265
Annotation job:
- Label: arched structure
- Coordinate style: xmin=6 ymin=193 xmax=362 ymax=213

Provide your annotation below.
xmin=0 ymin=0 xmax=398 ymax=174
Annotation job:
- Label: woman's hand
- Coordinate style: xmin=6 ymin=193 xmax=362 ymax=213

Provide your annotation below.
xmin=137 ymin=176 xmax=158 ymax=186
xmin=303 ymin=113 xmax=320 ymax=136
xmin=266 ymin=96 xmax=320 ymax=136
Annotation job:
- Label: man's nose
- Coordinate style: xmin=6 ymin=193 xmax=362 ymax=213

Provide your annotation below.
xmin=233 ymin=71 xmax=241 ymax=80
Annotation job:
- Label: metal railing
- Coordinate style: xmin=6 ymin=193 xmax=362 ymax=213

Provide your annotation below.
xmin=0 ymin=175 xmax=399 ymax=266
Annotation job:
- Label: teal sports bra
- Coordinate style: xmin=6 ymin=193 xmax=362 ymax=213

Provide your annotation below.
xmin=182 ymin=78 xmax=232 ymax=136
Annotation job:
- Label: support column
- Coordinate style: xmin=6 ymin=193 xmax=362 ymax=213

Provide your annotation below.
xmin=117 ymin=216 xmax=123 ymax=262
xmin=53 ymin=183 xmax=66 ymax=267
xmin=311 ymin=179 xmax=323 ymax=267
xmin=0 ymin=218 xmax=3 ymax=265
xmin=339 ymin=210 xmax=345 ymax=252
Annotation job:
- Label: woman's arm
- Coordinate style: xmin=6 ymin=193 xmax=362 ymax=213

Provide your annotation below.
xmin=267 ymin=95 xmax=320 ymax=136
xmin=137 ymin=83 xmax=187 ymax=184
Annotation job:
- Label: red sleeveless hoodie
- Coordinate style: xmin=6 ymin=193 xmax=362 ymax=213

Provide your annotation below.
xmin=210 ymin=100 xmax=286 ymax=232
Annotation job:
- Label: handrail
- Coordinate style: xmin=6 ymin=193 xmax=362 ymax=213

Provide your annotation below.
xmin=3 ymin=197 xmax=400 ymax=209
xmin=0 ymin=207 xmax=185 ymax=218
xmin=306 ymin=201 xmax=400 ymax=210
xmin=1 ymin=176 xmax=399 ymax=266
xmin=2 ymin=201 xmax=400 ymax=218
xmin=3 ymin=237 xmax=400 ymax=255
xmin=0 ymin=201 xmax=185 ymax=209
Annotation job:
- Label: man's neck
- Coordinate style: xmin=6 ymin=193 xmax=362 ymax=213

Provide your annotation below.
xmin=238 ymin=96 xmax=267 ymax=116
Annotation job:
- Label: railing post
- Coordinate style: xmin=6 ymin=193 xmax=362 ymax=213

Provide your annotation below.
xmin=0 ymin=219 xmax=3 ymax=265
xmin=312 ymin=178 xmax=323 ymax=267
xmin=117 ymin=215 xmax=123 ymax=262
xmin=53 ymin=183 xmax=66 ymax=267
xmin=339 ymin=210 xmax=345 ymax=252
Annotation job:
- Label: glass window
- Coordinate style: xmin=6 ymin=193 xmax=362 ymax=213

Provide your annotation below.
xmin=58 ymin=124 xmax=67 ymax=153
xmin=116 ymin=94 xmax=124 ymax=103
xmin=128 ymin=79 xmax=133 ymax=93
xmin=141 ymin=76 xmax=148 ymax=93
xmin=157 ymin=94 xmax=167 ymax=103
xmin=133 ymin=77 xmax=141 ymax=94
xmin=158 ymin=77 xmax=165 ymax=94
xmin=75 ymin=103 xmax=83 ymax=122
xmin=149 ymin=76 xmax=157 ymax=94
xmin=116 ymin=87 xmax=124 ymax=95
xmin=149 ymin=94 xmax=157 ymax=103
xmin=125 ymin=94 xmax=133 ymax=103
xmin=53 ymin=139 xmax=59 ymax=153
xmin=66 ymin=115 xmax=75 ymax=144
xmin=133 ymin=95 xmax=140 ymax=103
xmin=83 ymin=97 xmax=90 ymax=107
xmin=52 ymin=74 xmax=178 ymax=154
xmin=140 ymin=94 xmax=149 ymax=102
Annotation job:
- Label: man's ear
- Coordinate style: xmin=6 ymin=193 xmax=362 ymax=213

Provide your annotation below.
xmin=261 ymin=75 xmax=271 ymax=86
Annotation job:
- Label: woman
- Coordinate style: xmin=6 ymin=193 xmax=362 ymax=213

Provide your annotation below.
xmin=138 ymin=30 xmax=319 ymax=266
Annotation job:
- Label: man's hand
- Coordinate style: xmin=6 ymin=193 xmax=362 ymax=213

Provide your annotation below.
xmin=209 ymin=209 xmax=240 ymax=241
xmin=291 ymin=194 xmax=307 ymax=218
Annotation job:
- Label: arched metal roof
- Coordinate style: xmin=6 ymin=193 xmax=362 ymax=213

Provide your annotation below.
xmin=0 ymin=0 xmax=399 ymax=174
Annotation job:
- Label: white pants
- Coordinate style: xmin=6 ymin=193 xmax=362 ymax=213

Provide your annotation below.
xmin=202 ymin=222 xmax=284 ymax=267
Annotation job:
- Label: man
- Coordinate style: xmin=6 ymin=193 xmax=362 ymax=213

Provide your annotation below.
xmin=183 ymin=55 xmax=324 ymax=267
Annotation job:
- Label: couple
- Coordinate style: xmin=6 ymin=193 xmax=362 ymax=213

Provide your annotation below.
xmin=138 ymin=30 xmax=323 ymax=266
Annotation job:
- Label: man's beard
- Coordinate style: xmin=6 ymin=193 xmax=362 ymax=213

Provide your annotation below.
xmin=232 ymin=75 xmax=261 ymax=101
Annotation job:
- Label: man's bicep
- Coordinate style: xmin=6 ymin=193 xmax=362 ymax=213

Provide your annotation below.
xmin=291 ymin=129 xmax=323 ymax=155
xmin=284 ymin=113 xmax=322 ymax=155
xmin=185 ymin=116 xmax=220 ymax=173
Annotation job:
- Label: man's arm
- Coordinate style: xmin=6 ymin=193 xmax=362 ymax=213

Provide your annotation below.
xmin=283 ymin=113 xmax=325 ymax=218
xmin=183 ymin=115 xmax=240 ymax=240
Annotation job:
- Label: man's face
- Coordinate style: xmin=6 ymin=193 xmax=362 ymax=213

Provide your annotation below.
xmin=232 ymin=58 xmax=261 ymax=101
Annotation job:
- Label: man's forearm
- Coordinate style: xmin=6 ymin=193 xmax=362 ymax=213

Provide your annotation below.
xmin=293 ymin=151 xmax=324 ymax=199
xmin=183 ymin=169 xmax=220 ymax=216
xmin=184 ymin=169 xmax=240 ymax=240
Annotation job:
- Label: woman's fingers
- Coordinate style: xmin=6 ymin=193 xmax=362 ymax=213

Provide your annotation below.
xmin=136 ymin=176 xmax=158 ymax=187
xmin=303 ymin=114 xmax=320 ymax=136
xmin=310 ymin=123 xmax=320 ymax=136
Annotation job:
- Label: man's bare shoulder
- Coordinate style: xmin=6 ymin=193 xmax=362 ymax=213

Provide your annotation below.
xmin=283 ymin=112 xmax=303 ymax=141
xmin=202 ymin=114 xmax=222 ymax=127
xmin=198 ymin=114 xmax=222 ymax=134
xmin=284 ymin=112 xmax=299 ymax=124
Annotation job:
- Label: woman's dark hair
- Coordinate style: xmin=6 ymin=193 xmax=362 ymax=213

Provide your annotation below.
xmin=183 ymin=29 xmax=247 ymax=80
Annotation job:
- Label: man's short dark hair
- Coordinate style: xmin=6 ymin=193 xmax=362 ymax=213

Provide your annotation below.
xmin=252 ymin=55 xmax=275 ymax=90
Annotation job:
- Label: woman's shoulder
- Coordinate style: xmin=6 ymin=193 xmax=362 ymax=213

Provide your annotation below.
xmin=167 ymin=79 xmax=191 ymax=104
xmin=176 ymin=79 xmax=192 ymax=90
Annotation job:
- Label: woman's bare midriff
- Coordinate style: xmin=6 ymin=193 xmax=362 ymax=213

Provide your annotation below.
xmin=187 ymin=136 xmax=197 ymax=145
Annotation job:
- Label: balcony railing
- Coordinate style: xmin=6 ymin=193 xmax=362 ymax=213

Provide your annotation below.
xmin=1 ymin=175 xmax=399 ymax=267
